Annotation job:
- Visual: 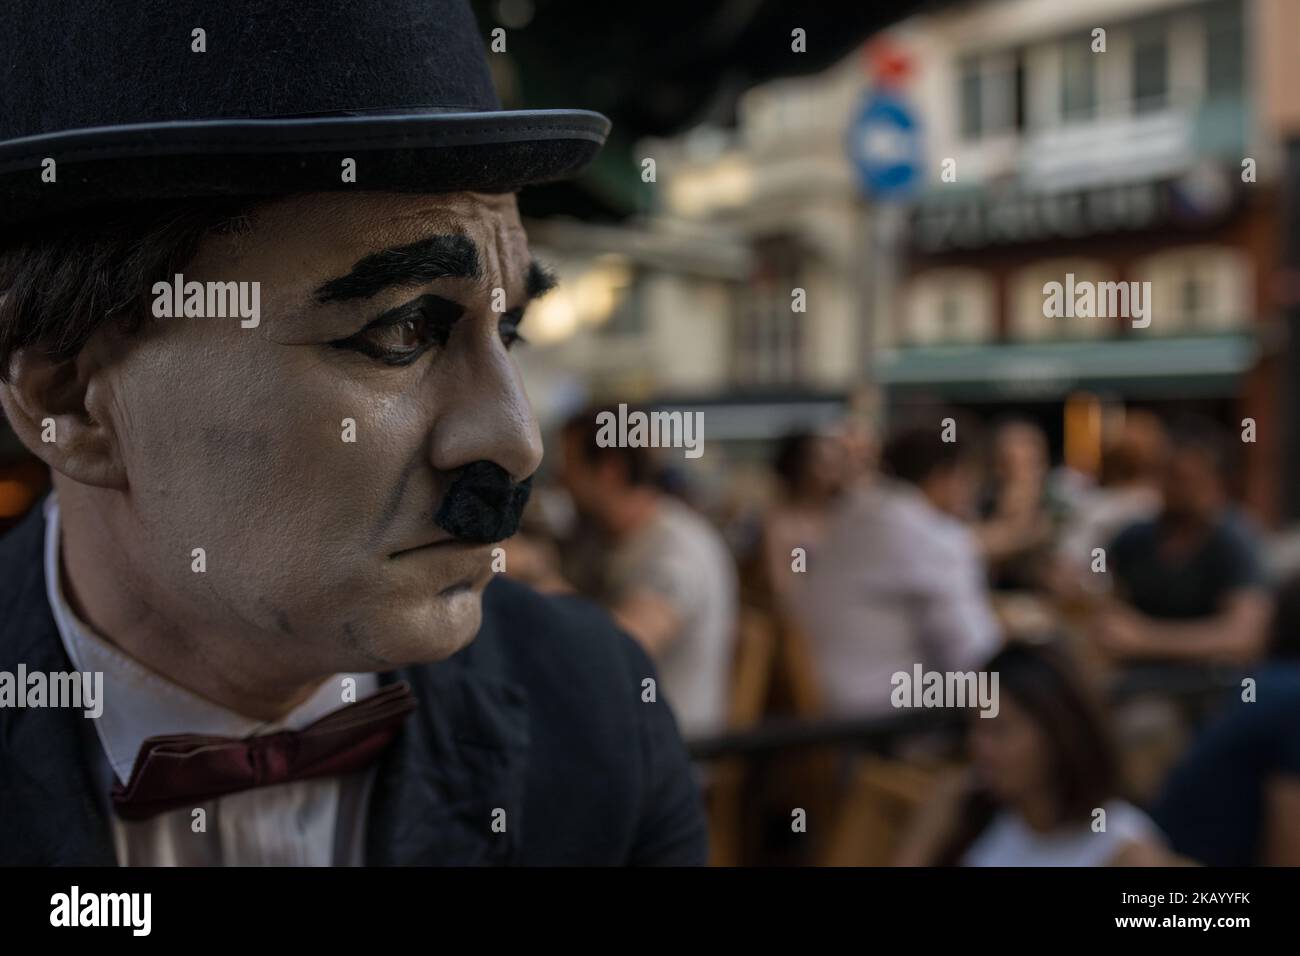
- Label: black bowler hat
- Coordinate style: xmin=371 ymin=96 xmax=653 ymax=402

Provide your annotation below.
xmin=0 ymin=0 xmax=610 ymax=230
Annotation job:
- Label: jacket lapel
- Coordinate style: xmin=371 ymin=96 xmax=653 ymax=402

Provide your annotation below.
xmin=365 ymin=616 xmax=531 ymax=865
xmin=0 ymin=503 xmax=117 ymax=865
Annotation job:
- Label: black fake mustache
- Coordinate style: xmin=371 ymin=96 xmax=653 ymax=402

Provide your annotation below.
xmin=432 ymin=461 xmax=533 ymax=544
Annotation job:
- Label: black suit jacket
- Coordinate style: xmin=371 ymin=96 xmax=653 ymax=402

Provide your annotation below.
xmin=0 ymin=503 xmax=708 ymax=865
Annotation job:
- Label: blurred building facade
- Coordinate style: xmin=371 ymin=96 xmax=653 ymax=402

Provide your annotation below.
xmin=892 ymin=0 xmax=1281 ymax=520
xmin=518 ymin=59 xmax=868 ymax=453
xmin=515 ymin=0 xmax=1287 ymax=517
xmin=1258 ymin=0 xmax=1300 ymax=522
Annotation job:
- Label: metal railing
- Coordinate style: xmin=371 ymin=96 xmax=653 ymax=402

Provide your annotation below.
xmin=686 ymin=662 xmax=1244 ymax=761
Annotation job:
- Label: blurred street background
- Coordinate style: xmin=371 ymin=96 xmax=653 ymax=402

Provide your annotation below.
xmin=5 ymin=0 xmax=1300 ymax=866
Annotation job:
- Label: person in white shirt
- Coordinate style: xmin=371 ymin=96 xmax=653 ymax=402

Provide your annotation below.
xmin=797 ymin=423 xmax=1001 ymax=717
xmin=558 ymin=411 xmax=738 ymax=739
xmin=760 ymin=429 xmax=848 ymax=619
xmin=897 ymin=642 xmax=1170 ymax=867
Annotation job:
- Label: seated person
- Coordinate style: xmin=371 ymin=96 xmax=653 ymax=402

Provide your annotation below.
xmin=1091 ymin=421 xmax=1271 ymax=664
xmin=1151 ymin=575 xmax=1300 ymax=866
xmin=799 ymin=423 xmax=1000 ymax=717
xmin=975 ymin=419 xmax=1058 ymax=593
xmin=760 ymin=429 xmax=846 ymax=617
xmin=557 ymin=411 xmax=738 ymax=739
xmin=897 ymin=642 xmax=1169 ymax=867
xmin=1051 ymin=411 xmax=1167 ymax=598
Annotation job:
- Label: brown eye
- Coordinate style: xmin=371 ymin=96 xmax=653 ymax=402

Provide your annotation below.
xmin=328 ymin=294 xmax=463 ymax=365
xmin=363 ymin=318 xmax=422 ymax=355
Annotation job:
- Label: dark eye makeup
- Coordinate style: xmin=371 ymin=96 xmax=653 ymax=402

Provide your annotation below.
xmin=328 ymin=293 xmax=528 ymax=366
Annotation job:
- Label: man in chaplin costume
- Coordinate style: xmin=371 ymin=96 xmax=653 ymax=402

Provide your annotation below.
xmin=0 ymin=0 xmax=708 ymax=865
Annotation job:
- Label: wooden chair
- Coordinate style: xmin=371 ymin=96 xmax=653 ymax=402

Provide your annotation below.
xmin=773 ymin=614 xmax=824 ymax=718
xmin=707 ymin=605 xmax=777 ymax=866
xmin=819 ymin=754 xmax=950 ymax=866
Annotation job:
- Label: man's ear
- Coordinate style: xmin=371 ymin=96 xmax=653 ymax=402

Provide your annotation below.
xmin=1 ymin=344 xmax=126 ymax=489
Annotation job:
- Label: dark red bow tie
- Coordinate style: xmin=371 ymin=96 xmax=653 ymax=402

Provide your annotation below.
xmin=111 ymin=681 xmax=416 ymax=821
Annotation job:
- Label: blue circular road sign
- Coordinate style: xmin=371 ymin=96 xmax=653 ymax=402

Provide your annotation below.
xmin=848 ymin=90 xmax=922 ymax=201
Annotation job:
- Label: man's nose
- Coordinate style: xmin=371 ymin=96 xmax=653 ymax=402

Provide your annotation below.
xmin=427 ymin=331 xmax=544 ymax=483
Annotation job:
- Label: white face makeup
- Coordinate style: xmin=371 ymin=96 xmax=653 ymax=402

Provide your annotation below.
xmin=81 ymin=191 xmax=547 ymax=679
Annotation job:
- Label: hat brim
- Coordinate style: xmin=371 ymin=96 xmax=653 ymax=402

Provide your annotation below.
xmin=0 ymin=109 xmax=611 ymax=230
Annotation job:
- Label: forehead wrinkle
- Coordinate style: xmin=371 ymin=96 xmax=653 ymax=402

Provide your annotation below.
xmin=482 ymin=212 xmax=531 ymax=307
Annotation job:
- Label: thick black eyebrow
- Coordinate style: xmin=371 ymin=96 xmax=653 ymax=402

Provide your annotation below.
xmin=314 ymin=234 xmax=480 ymax=304
xmin=525 ymin=260 xmax=558 ymax=300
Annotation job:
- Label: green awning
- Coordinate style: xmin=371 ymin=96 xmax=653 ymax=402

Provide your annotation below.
xmin=875 ymin=334 xmax=1259 ymax=401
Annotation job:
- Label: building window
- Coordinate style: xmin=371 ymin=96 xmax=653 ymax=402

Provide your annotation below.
xmin=1011 ymin=260 xmax=1114 ymax=341
xmin=1132 ymin=25 xmax=1169 ymax=113
xmin=1133 ymin=246 xmax=1252 ymax=334
xmin=939 ymin=294 xmax=961 ymax=337
xmin=1061 ymin=35 xmax=1097 ymax=122
xmin=1012 ymin=54 xmax=1027 ymax=132
xmin=959 ymin=56 xmax=982 ymax=140
xmin=1181 ymin=276 xmax=1203 ymax=326
xmin=1204 ymin=0 xmax=1244 ymax=99
xmin=958 ymin=52 xmax=1024 ymax=140
xmin=599 ymin=273 xmax=644 ymax=337
xmin=903 ymin=269 xmax=995 ymax=346
xmin=733 ymin=238 xmax=803 ymax=385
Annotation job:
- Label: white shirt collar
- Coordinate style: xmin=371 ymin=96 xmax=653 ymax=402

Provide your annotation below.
xmin=43 ymin=494 xmax=377 ymax=783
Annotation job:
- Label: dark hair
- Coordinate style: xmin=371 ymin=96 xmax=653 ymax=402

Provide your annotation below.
xmin=0 ymin=201 xmax=253 ymax=380
xmin=1100 ymin=410 xmax=1168 ymax=486
xmin=881 ymin=422 xmax=970 ymax=486
xmin=1166 ymin=417 xmax=1235 ymax=483
xmin=932 ymin=641 xmax=1123 ymax=866
xmin=772 ymin=430 xmax=819 ymax=494
xmin=561 ymin=407 xmax=658 ymax=487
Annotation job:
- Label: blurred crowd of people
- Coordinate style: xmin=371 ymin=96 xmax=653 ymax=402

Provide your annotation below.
xmin=502 ymin=404 xmax=1300 ymax=866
